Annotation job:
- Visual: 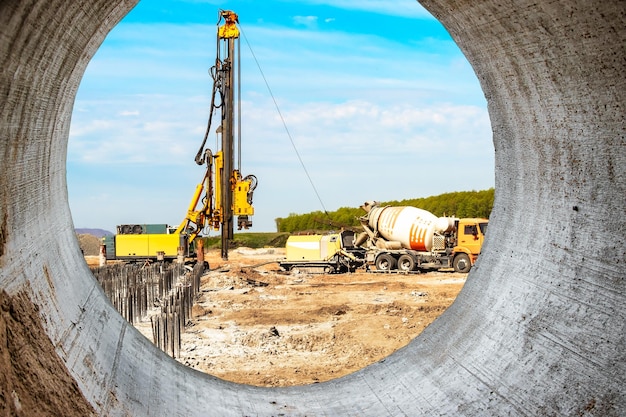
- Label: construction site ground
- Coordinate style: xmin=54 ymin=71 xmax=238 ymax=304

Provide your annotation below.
xmin=91 ymin=248 xmax=467 ymax=388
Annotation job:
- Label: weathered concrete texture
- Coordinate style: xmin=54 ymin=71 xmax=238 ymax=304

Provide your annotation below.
xmin=0 ymin=0 xmax=624 ymax=415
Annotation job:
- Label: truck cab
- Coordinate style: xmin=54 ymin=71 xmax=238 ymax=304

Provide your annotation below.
xmin=452 ymin=218 xmax=488 ymax=272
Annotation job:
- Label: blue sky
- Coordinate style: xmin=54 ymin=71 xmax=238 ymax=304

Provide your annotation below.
xmin=68 ymin=0 xmax=493 ymax=233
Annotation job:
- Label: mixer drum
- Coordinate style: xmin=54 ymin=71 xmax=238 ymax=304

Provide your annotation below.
xmin=368 ymin=206 xmax=453 ymax=252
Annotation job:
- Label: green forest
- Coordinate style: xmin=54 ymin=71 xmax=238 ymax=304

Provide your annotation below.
xmin=275 ymin=188 xmax=494 ymax=233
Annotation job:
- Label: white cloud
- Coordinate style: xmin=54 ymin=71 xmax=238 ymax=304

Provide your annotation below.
xmin=292 ymin=15 xmax=318 ymax=29
xmin=119 ymin=110 xmax=140 ymax=116
xmin=69 ymin=93 xmax=208 ymax=165
xmin=239 ymin=99 xmax=491 ymax=159
xmin=235 ymin=98 xmax=493 ymax=229
xmin=69 ymin=93 xmax=493 ymax=231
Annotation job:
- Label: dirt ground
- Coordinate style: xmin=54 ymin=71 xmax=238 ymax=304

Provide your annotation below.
xmin=1 ymin=290 xmax=96 ymax=416
xmin=86 ymin=249 xmax=466 ymax=388
xmin=127 ymin=248 xmax=467 ymax=387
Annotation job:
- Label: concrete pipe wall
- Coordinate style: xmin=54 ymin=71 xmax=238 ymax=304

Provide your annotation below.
xmin=0 ymin=0 xmax=624 ymax=415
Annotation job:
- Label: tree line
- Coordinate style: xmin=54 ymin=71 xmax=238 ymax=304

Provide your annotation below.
xmin=275 ymin=188 xmax=494 ymax=233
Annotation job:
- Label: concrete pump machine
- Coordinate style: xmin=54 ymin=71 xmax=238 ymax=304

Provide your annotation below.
xmin=103 ymin=10 xmax=257 ymax=262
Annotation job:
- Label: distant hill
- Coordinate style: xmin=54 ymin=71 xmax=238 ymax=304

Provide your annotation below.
xmin=75 ymin=228 xmax=113 ymax=238
xmin=75 ymin=234 xmax=101 ymax=256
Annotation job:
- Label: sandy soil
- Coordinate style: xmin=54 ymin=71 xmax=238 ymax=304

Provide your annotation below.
xmin=0 ymin=290 xmax=96 ymax=416
xmin=130 ymin=248 xmax=467 ymax=388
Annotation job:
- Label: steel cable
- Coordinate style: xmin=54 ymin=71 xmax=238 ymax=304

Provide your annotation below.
xmin=239 ymin=24 xmax=329 ymax=216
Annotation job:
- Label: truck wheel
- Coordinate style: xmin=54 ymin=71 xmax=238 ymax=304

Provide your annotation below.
xmin=375 ymin=254 xmax=396 ymax=271
xmin=397 ymin=254 xmax=416 ymax=272
xmin=453 ymin=253 xmax=471 ymax=273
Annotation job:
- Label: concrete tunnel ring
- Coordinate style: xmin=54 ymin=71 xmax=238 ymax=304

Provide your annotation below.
xmin=0 ymin=0 xmax=624 ymax=415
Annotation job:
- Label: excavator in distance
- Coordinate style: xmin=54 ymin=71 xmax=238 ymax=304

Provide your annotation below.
xmin=102 ymin=10 xmax=257 ymax=263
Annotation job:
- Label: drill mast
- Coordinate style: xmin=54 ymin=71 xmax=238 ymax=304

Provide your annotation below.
xmin=177 ymin=10 xmax=257 ymax=260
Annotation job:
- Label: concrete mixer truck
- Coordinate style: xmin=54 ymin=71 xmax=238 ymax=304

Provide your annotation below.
xmin=354 ymin=201 xmax=488 ymax=273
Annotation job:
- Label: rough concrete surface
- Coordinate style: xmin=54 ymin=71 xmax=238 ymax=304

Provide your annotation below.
xmin=0 ymin=0 xmax=624 ymax=416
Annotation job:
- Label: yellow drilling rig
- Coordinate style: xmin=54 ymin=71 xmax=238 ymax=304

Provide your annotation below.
xmin=103 ymin=10 xmax=257 ymax=262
